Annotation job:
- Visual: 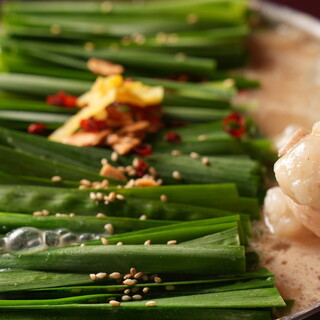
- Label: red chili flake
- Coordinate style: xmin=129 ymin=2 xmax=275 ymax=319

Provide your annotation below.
xmin=133 ymin=144 xmax=153 ymax=157
xmin=222 ymin=112 xmax=246 ymax=139
xmin=27 ymin=123 xmax=46 ymax=135
xmin=165 ymin=131 xmax=181 ymax=143
xmin=125 ymin=78 xmax=133 ymax=82
xmin=136 ymin=159 xmax=149 ymax=178
xmin=46 ymin=91 xmax=78 ymax=108
xmin=79 ymin=118 xmax=108 ymax=132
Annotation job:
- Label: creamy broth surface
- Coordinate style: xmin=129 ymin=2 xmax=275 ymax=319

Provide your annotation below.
xmin=240 ymin=26 xmax=320 ymax=314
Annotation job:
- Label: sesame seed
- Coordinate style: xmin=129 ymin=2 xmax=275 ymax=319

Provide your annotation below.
xmin=123 ymin=274 xmax=132 ymax=280
xmin=157 ymin=179 xmax=163 ymax=186
xmin=42 ymin=209 xmax=50 ymax=216
xmin=172 ymin=171 xmax=182 ymax=180
xmin=154 ymin=277 xmax=162 ymax=283
xmin=143 ymin=287 xmax=150 ymax=293
xmin=101 ymin=237 xmax=109 ymax=245
xmin=134 ymin=272 xmax=143 ymax=279
xmin=33 ymin=211 xmax=43 ymax=216
xmin=89 ymin=192 xmax=97 ymax=200
xmin=144 ymin=240 xmax=151 ymax=245
xmin=104 ymin=223 xmax=114 ymax=234
xmin=142 ymin=275 xmax=149 ymax=281
xmin=146 ymin=167 xmax=155 ymax=177
xmin=80 ymin=243 xmax=86 ymax=247
xmin=121 ymin=295 xmax=131 ymax=301
xmin=108 ymin=192 xmax=116 ymax=202
xmin=124 ymin=289 xmax=131 ymax=294
xmin=171 ymin=150 xmax=182 ymax=156
xmin=123 ymin=279 xmax=137 ymax=286
xmin=198 ymin=135 xmax=207 ymax=141
xmin=146 ymin=301 xmax=157 ymax=307
xmin=96 ymin=213 xmax=107 ymax=218
xmin=116 ymin=194 xmax=125 ymax=200
xmin=167 ymin=240 xmax=177 ymax=245
xmin=109 ymin=300 xmax=120 ymax=307
xmin=160 ymin=194 xmax=168 ymax=202
xmin=190 ymin=152 xmax=200 ymax=159
xmin=139 ymin=215 xmax=147 ymax=220
xmin=96 ymin=192 xmax=104 ymax=201
xmin=111 ymin=152 xmax=119 ymax=162
xmin=165 ymin=285 xmax=176 ymax=291
xmin=131 ymin=286 xmax=140 ymax=293
xmin=89 ymin=274 xmax=97 ymax=280
xmin=127 ymin=168 xmax=136 ymax=176
xmin=96 ymin=272 xmax=107 ymax=279
xmin=132 ymin=157 xmax=140 ymax=168
xmin=202 ymin=157 xmax=210 ymax=165
xmin=79 ymin=185 xmax=87 ymax=190
xmin=51 ymin=176 xmax=62 ymax=182
xmin=133 ymin=294 xmax=142 ymax=300
xmin=69 ymin=213 xmax=76 ymax=217
xmin=117 ymin=242 xmax=123 ymax=246
xmin=80 ymin=179 xmax=91 ymax=186
xmin=223 ymin=78 xmax=235 ymax=88
xmin=109 ymin=272 xmax=121 ymax=280
xmin=101 ymin=158 xmax=108 ymax=166
xmin=186 ymin=13 xmax=199 ymax=24
xmin=130 ymin=267 xmax=136 ymax=276
xmin=101 ymin=179 xmax=109 ymax=187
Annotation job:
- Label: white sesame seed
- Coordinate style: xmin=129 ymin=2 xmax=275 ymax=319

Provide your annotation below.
xmin=202 ymin=157 xmax=210 ymax=165
xmin=101 ymin=237 xmax=109 ymax=245
xmin=172 ymin=171 xmax=182 ymax=180
xmin=101 ymin=1 xmax=113 ymax=13
xmin=157 ymin=179 xmax=163 ymax=186
xmin=190 ymin=152 xmax=200 ymax=159
xmin=108 ymin=192 xmax=116 ymax=202
xmin=143 ymin=287 xmax=149 ymax=293
xmin=127 ymin=169 xmax=136 ymax=176
xmin=89 ymin=274 xmax=97 ymax=280
xmin=134 ymin=272 xmax=143 ymax=279
xmin=33 ymin=211 xmax=43 ymax=216
xmin=154 ymin=277 xmax=162 ymax=283
xmin=124 ymin=289 xmax=131 ymax=294
xmin=96 ymin=272 xmax=107 ymax=279
xmin=96 ymin=213 xmax=107 ymax=218
xmin=133 ymin=294 xmax=142 ymax=300
xmin=104 ymin=223 xmax=114 ymax=235
xmin=171 ymin=150 xmax=182 ymax=156
xmin=132 ymin=157 xmax=139 ymax=168
xmin=131 ymin=286 xmax=140 ymax=293
xmin=139 ymin=215 xmax=147 ymax=220
xmin=167 ymin=240 xmax=177 ymax=245
xmin=101 ymin=158 xmax=108 ymax=166
xmin=89 ymin=192 xmax=97 ymax=200
xmin=130 ymin=267 xmax=136 ymax=276
xmin=79 ymin=185 xmax=87 ymax=190
xmin=109 ymin=272 xmax=121 ymax=280
xmin=104 ymin=200 xmax=109 ymax=205
xmin=198 ymin=135 xmax=207 ymax=141
xmin=51 ymin=176 xmax=62 ymax=182
xmin=109 ymin=300 xmax=120 ymax=307
xmin=160 ymin=194 xmax=168 ymax=202
xmin=117 ymin=242 xmax=123 ymax=246
xmin=142 ymin=275 xmax=149 ymax=281
xmin=146 ymin=301 xmax=157 ymax=307
xmin=165 ymin=285 xmax=176 ymax=291
xmin=96 ymin=192 xmax=104 ymax=201
xmin=111 ymin=151 xmax=119 ymax=162
xmin=123 ymin=279 xmax=137 ymax=286
xmin=42 ymin=209 xmax=50 ymax=216
xmin=101 ymin=179 xmax=109 ymax=187
xmin=123 ymin=274 xmax=131 ymax=280
xmin=116 ymin=194 xmax=125 ymax=200
xmin=121 ymin=295 xmax=131 ymax=301
xmin=69 ymin=213 xmax=76 ymax=217
xmin=148 ymin=167 xmax=157 ymax=176
xmin=80 ymin=243 xmax=86 ymax=247
xmin=80 ymin=179 xmax=91 ymax=186
xmin=223 ymin=78 xmax=235 ymax=88
xmin=144 ymin=240 xmax=151 ymax=245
